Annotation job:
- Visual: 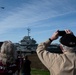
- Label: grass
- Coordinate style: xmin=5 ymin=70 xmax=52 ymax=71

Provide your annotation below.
xmin=31 ymin=68 xmax=50 ymax=75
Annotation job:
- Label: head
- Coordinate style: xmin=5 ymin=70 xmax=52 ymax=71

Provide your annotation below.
xmin=0 ymin=41 xmax=17 ymax=64
xmin=25 ymin=56 xmax=28 ymax=60
xmin=60 ymin=44 xmax=76 ymax=53
xmin=59 ymin=34 xmax=76 ymax=52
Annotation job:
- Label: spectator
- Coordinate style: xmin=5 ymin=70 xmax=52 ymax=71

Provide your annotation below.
xmin=21 ymin=56 xmax=31 ymax=75
xmin=17 ymin=55 xmax=23 ymax=75
xmin=36 ymin=29 xmax=76 ymax=75
xmin=0 ymin=41 xmax=19 ymax=75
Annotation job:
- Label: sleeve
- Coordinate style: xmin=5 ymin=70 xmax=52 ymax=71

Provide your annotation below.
xmin=36 ymin=39 xmax=57 ymax=70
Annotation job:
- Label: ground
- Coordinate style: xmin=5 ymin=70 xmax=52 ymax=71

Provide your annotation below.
xmin=28 ymin=53 xmax=48 ymax=71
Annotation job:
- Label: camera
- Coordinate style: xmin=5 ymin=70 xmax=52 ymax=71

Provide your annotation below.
xmin=58 ymin=31 xmax=66 ymax=36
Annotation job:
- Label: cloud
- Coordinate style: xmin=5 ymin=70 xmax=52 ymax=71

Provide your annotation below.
xmin=0 ymin=0 xmax=76 ymax=35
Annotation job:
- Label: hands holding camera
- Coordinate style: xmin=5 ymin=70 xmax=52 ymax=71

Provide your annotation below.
xmin=50 ymin=29 xmax=73 ymax=41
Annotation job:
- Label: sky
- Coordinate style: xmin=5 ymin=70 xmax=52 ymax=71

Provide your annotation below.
xmin=0 ymin=0 xmax=76 ymax=44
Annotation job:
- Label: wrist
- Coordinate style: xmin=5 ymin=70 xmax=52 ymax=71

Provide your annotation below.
xmin=49 ymin=38 xmax=53 ymax=42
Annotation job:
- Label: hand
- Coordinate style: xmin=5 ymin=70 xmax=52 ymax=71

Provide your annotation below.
xmin=65 ymin=29 xmax=73 ymax=35
xmin=50 ymin=30 xmax=59 ymax=41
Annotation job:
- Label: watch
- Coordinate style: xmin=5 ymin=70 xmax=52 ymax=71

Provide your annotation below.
xmin=49 ymin=38 xmax=52 ymax=42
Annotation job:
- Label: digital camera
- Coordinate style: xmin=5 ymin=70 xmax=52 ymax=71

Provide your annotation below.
xmin=58 ymin=31 xmax=66 ymax=36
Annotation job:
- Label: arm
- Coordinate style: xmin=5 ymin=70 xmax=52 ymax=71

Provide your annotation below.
xmin=36 ymin=30 xmax=59 ymax=69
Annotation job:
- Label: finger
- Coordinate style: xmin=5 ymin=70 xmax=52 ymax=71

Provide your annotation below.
xmin=65 ymin=29 xmax=73 ymax=34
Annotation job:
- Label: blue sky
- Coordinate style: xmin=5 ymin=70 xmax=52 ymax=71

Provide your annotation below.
xmin=0 ymin=0 xmax=76 ymax=44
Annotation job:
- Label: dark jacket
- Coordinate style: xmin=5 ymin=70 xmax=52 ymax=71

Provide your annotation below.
xmin=22 ymin=59 xmax=31 ymax=73
xmin=0 ymin=60 xmax=18 ymax=75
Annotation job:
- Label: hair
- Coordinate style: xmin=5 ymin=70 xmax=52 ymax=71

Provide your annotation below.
xmin=0 ymin=41 xmax=17 ymax=65
xmin=62 ymin=45 xmax=76 ymax=52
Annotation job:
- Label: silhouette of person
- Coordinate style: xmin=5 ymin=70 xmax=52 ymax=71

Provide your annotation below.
xmin=0 ymin=41 xmax=19 ymax=75
xmin=21 ymin=56 xmax=31 ymax=75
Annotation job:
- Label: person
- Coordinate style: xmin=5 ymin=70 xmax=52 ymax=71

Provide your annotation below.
xmin=0 ymin=40 xmax=19 ymax=75
xmin=36 ymin=29 xmax=76 ymax=75
xmin=17 ymin=55 xmax=23 ymax=75
xmin=21 ymin=56 xmax=31 ymax=75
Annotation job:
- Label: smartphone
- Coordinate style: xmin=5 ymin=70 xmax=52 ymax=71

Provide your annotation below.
xmin=58 ymin=31 xmax=66 ymax=36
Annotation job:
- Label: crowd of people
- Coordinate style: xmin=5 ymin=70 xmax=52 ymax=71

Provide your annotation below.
xmin=0 ymin=29 xmax=76 ymax=75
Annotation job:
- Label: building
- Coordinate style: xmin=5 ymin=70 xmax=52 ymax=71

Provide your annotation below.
xmin=15 ymin=28 xmax=37 ymax=55
xmin=15 ymin=28 xmax=62 ymax=56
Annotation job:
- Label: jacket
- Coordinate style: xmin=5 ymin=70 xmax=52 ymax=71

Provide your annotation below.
xmin=36 ymin=39 xmax=76 ymax=75
xmin=0 ymin=60 xmax=18 ymax=75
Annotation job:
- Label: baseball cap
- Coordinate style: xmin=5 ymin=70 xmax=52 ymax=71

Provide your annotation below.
xmin=59 ymin=34 xmax=76 ymax=47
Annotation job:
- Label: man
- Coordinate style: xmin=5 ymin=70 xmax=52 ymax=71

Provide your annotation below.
xmin=21 ymin=56 xmax=31 ymax=75
xmin=16 ymin=55 xmax=23 ymax=75
xmin=36 ymin=29 xmax=76 ymax=75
